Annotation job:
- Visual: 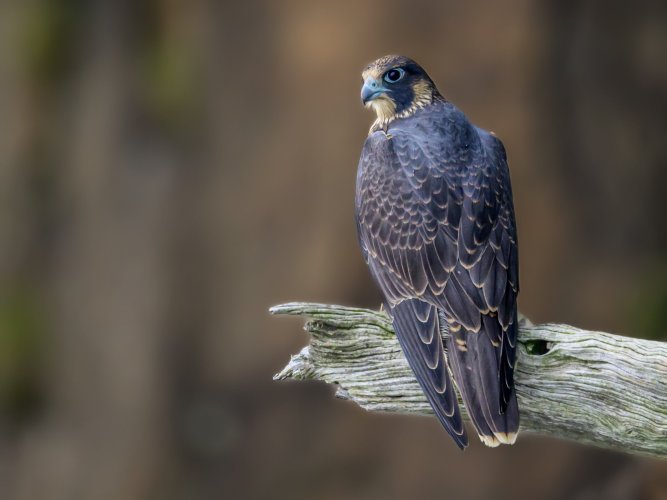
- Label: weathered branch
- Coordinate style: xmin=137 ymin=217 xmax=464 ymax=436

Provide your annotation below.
xmin=271 ymin=302 xmax=667 ymax=458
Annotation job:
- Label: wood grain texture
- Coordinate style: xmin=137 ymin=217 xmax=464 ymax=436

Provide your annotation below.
xmin=271 ymin=302 xmax=667 ymax=458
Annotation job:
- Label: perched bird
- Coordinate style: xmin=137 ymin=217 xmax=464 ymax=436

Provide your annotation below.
xmin=355 ymin=55 xmax=520 ymax=448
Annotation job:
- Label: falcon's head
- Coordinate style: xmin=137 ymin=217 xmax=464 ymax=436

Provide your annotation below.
xmin=361 ymin=55 xmax=442 ymax=130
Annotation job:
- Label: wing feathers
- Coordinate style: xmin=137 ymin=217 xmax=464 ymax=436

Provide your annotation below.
xmin=390 ymin=300 xmax=468 ymax=448
xmin=445 ymin=319 xmax=520 ymax=445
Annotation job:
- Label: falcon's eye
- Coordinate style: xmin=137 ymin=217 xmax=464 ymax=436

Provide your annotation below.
xmin=383 ymin=68 xmax=405 ymax=83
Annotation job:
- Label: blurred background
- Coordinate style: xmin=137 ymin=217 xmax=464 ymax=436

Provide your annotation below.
xmin=0 ymin=0 xmax=666 ymax=499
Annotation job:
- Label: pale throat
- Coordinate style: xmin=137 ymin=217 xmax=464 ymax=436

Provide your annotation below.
xmin=367 ymin=98 xmax=397 ymax=133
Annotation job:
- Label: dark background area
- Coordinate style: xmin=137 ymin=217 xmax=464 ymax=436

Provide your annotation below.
xmin=1 ymin=1 xmax=666 ymax=499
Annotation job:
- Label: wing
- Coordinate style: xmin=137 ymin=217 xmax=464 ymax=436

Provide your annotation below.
xmin=442 ymin=129 xmax=520 ymax=443
xmin=390 ymin=299 xmax=467 ymax=448
xmin=356 ymin=119 xmax=468 ymax=447
xmin=456 ymin=129 xmax=519 ymax=412
xmin=355 ymin=123 xmax=463 ymax=308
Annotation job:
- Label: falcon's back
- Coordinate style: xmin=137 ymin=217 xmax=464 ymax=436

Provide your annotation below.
xmin=356 ymin=98 xmax=520 ymax=448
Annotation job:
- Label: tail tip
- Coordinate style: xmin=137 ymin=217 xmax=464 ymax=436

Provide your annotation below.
xmin=478 ymin=431 xmax=518 ymax=447
xmin=479 ymin=434 xmax=501 ymax=447
xmin=493 ymin=431 xmax=518 ymax=445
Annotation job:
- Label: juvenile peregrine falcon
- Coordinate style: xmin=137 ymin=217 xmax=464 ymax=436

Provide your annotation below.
xmin=356 ymin=55 xmax=520 ymax=448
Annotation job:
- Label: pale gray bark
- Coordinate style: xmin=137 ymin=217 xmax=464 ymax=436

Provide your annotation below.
xmin=272 ymin=302 xmax=667 ymax=458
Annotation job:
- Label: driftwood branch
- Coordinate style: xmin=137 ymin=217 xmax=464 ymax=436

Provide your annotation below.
xmin=271 ymin=302 xmax=667 ymax=458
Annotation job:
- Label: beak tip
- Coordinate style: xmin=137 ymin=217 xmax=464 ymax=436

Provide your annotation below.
xmin=361 ymin=78 xmax=385 ymax=105
xmin=360 ymin=88 xmax=373 ymax=105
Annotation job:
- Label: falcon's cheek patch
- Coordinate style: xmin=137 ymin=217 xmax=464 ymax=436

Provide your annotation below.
xmin=411 ymin=79 xmax=433 ymax=104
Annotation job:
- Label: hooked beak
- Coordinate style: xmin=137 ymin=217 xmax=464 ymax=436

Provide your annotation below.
xmin=361 ymin=77 xmax=388 ymax=105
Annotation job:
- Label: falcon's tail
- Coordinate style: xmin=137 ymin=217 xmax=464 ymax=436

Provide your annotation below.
xmin=390 ymin=299 xmax=469 ymax=449
xmin=445 ymin=317 xmax=519 ymax=447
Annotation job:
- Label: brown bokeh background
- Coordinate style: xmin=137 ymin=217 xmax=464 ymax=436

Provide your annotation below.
xmin=1 ymin=1 xmax=666 ymax=499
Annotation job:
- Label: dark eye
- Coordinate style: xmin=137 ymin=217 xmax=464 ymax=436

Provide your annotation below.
xmin=384 ymin=68 xmax=405 ymax=83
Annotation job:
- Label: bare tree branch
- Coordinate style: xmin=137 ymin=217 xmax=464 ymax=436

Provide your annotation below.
xmin=272 ymin=302 xmax=667 ymax=458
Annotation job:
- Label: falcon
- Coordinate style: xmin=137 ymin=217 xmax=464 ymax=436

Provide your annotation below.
xmin=355 ymin=55 xmax=520 ymax=448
